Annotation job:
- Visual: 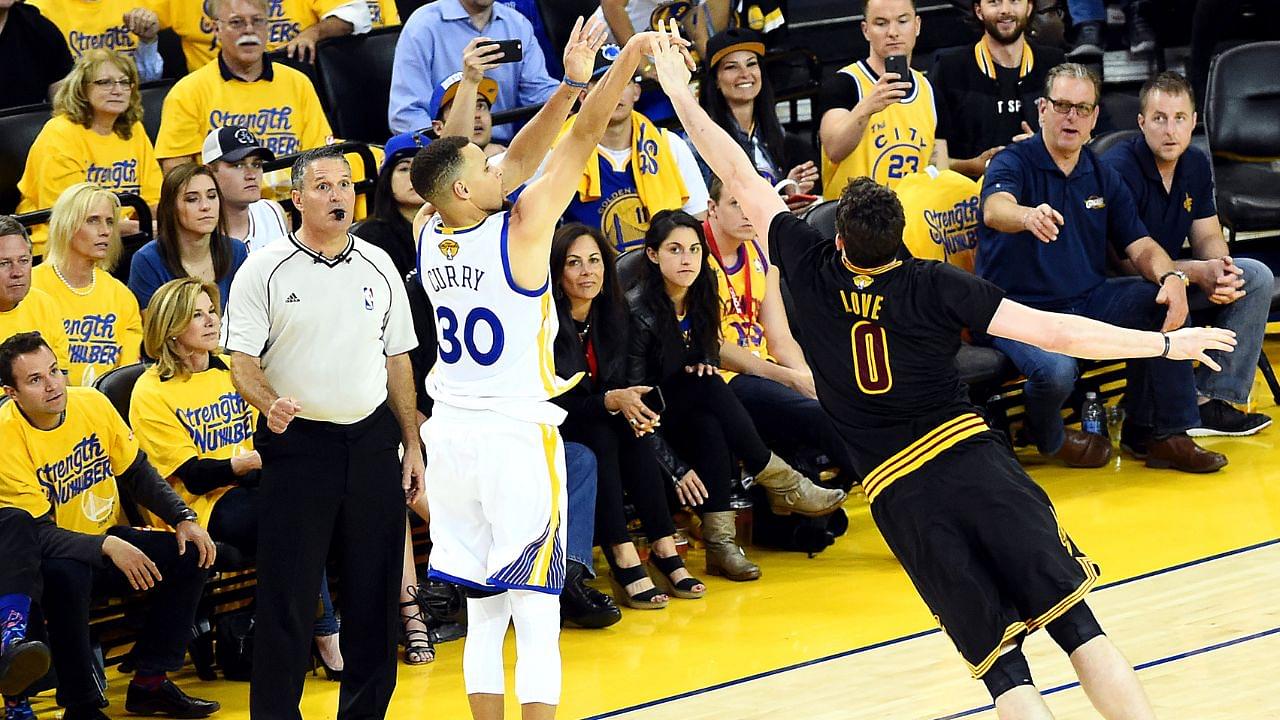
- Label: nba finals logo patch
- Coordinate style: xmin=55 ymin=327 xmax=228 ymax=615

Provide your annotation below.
xmin=853 ymin=274 xmax=873 ymax=290
xmin=1184 ymin=193 xmax=1193 ymax=213
xmin=438 ymin=238 xmax=460 ymax=260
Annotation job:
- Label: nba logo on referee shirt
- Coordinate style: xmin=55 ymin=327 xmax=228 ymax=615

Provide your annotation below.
xmin=363 ymin=287 xmax=374 ymax=310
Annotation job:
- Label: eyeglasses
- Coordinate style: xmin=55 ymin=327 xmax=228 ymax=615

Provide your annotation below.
xmin=219 ymin=17 xmax=269 ymax=30
xmin=1044 ymin=97 xmax=1097 ymax=117
xmin=90 ymin=78 xmax=134 ymax=89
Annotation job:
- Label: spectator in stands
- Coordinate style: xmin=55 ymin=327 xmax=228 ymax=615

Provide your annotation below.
xmin=931 ymin=0 xmax=1065 ymax=178
xmin=697 ymin=28 xmax=818 ymax=209
xmin=29 ymin=0 xmax=162 ymax=81
xmin=128 ymin=276 xmax=348 ymax=679
xmin=1101 ymin=71 xmax=1272 ymax=437
xmin=1064 ymin=0 xmax=1153 ymax=62
xmin=155 ymin=0 xmax=333 ymax=172
xmin=0 ymin=218 xmax=71 ymax=369
xmin=626 ymin=210 xmax=846 ymax=581
xmin=978 ymin=62 xmax=1226 ymax=473
xmin=0 ymin=508 xmax=51 ymax=714
xmin=704 ymin=178 xmax=859 ymax=488
xmin=203 ymin=127 xmax=289 ymax=252
xmin=128 ymin=163 xmax=248 ymax=312
xmin=594 ymin=0 xmax=707 ymax=69
xmin=0 ymin=331 xmax=219 ymax=720
xmin=17 ymin=49 xmax=162 ymax=249
xmin=431 ymin=40 xmax=507 ymax=157
xmin=0 ymin=0 xmax=74 ymax=108
xmin=388 ymin=0 xmax=559 ymax=143
xmin=820 ymin=0 xmax=944 ymax=195
xmin=554 ymin=48 xmax=709 ymax=252
xmin=551 ymin=222 xmax=706 ymax=609
xmin=30 ymin=183 xmax=142 ymax=386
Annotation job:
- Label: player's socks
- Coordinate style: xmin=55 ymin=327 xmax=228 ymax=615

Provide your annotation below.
xmin=462 ymin=592 xmax=511 ymax=696
xmin=511 ymin=590 xmax=561 ymax=706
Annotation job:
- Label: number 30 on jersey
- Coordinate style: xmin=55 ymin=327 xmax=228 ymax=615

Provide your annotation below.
xmin=437 ymin=305 xmax=505 ymax=366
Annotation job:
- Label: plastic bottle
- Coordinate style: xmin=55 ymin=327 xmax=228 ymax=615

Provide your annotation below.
xmin=1082 ymin=391 xmax=1106 ymax=438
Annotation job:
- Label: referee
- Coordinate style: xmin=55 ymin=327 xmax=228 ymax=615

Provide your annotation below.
xmin=226 ymin=146 xmax=422 ymax=720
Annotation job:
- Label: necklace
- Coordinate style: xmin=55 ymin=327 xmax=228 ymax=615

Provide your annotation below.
xmin=52 ymin=262 xmax=96 ymax=297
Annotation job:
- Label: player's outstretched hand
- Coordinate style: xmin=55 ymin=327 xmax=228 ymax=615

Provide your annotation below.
xmin=562 ymin=17 xmax=609 ymax=86
xmin=1165 ymin=326 xmax=1236 ymax=371
xmin=646 ymin=20 xmax=697 ymax=95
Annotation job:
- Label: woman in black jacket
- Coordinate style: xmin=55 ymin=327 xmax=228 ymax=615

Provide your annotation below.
xmin=627 ymin=211 xmax=846 ymax=581
xmin=551 ymin=223 xmax=706 ymax=608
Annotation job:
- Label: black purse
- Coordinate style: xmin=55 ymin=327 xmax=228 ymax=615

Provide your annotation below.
xmin=214 ymin=608 xmax=255 ymax=681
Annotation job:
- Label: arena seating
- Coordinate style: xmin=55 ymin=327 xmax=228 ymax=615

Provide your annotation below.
xmin=315 ymin=27 xmax=402 ymax=144
xmin=0 ymin=104 xmax=50 ymax=214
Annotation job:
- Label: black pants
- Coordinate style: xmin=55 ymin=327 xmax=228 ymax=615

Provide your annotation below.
xmin=0 ymin=509 xmax=40 ymax=598
xmin=207 ymin=486 xmax=259 ymax=557
xmin=728 ymin=374 xmax=859 ymax=481
xmin=41 ymin=527 xmax=208 ymax=709
xmin=561 ymin=413 xmax=676 ymax=547
xmin=660 ymin=373 xmax=771 ymax=513
xmin=249 ymin=405 xmax=405 ymax=720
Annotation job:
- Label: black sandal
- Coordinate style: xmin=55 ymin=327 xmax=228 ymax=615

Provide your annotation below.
xmin=647 ymin=553 xmax=706 ymax=599
xmin=607 ymin=562 xmax=668 ymax=610
xmin=400 ymin=585 xmax=436 ymax=665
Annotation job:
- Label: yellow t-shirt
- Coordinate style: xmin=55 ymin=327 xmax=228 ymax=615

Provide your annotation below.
xmin=368 ymin=0 xmax=398 ymax=27
xmin=30 ymin=263 xmax=143 ymax=387
xmin=153 ymin=0 xmax=354 ymax=71
xmin=895 ymin=168 xmax=980 ymax=273
xmin=129 ymin=356 xmax=256 ymax=530
xmin=0 ymin=289 xmax=72 ymax=370
xmin=17 ymin=115 xmax=163 ymax=256
xmin=155 ymin=56 xmax=333 ymax=161
xmin=29 ymin=0 xmax=151 ymax=65
xmin=0 ymin=386 xmax=136 ymax=533
xmin=822 ymin=60 xmax=937 ymax=195
xmin=708 ymin=234 xmax=772 ymax=383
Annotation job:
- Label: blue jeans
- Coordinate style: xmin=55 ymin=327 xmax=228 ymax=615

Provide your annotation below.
xmin=314 ymin=571 xmax=339 ymax=636
xmin=1191 ymin=257 xmax=1274 ymax=405
xmin=989 ymin=277 xmax=1200 ymax=454
xmin=564 ymin=441 xmax=599 ymax=578
xmin=728 ymin=373 xmax=859 ymax=480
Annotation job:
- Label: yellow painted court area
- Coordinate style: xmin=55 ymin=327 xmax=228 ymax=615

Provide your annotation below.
xmin=52 ymin=343 xmax=1280 ymax=719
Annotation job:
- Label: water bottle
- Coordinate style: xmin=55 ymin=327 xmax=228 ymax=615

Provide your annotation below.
xmin=1082 ymin=391 xmax=1106 ymax=438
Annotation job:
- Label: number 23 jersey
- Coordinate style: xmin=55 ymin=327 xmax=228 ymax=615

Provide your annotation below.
xmin=418 ymin=211 xmax=578 ymax=416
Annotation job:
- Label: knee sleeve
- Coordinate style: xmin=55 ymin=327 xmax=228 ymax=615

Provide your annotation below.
xmin=462 ymin=593 xmax=511 ymax=696
xmin=509 ymin=590 xmax=561 ymax=706
xmin=1046 ymin=601 xmax=1104 ymax=655
xmin=981 ymin=645 xmax=1035 ymax=701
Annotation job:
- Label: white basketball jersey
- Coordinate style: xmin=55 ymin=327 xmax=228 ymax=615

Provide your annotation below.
xmin=418 ymin=211 xmax=579 ymax=420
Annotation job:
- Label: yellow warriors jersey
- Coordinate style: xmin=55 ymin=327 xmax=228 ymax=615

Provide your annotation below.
xmin=0 ymin=288 xmax=72 ymax=370
xmin=129 ymin=356 xmax=255 ymax=530
xmin=30 ymin=0 xmax=147 ymax=64
xmin=895 ymin=167 xmax=980 ymax=273
xmin=822 ymin=60 xmax=937 ymax=195
xmin=31 ymin=264 xmax=143 ymax=387
xmin=153 ymin=0 xmax=357 ymax=70
xmin=0 ymin=387 xmax=137 ymax=533
xmin=706 ymin=225 xmax=773 ymax=383
xmin=418 ymin=212 xmax=580 ymax=422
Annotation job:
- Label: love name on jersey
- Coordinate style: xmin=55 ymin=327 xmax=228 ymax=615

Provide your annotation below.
xmin=424 ymin=264 xmax=485 ymax=293
xmin=36 ymin=434 xmax=114 ymax=506
xmin=64 ymin=314 xmax=122 ymax=365
xmin=840 ymin=290 xmax=884 ymax=320
xmin=175 ymin=392 xmax=254 ymax=454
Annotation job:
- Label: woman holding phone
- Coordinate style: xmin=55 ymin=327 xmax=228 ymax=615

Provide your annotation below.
xmin=551 ymin=223 xmax=706 ymax=608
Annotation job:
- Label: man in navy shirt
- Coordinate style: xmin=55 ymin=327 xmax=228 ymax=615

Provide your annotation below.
xmin=978 ymin=62 xmax=1226 ymax=473
xmin=1102 ymin=72 xmax=1272 ymax=438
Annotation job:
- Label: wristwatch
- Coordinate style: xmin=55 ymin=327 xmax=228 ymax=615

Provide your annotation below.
xmin=176 ymin=508 xmax=198 ymax=524
xmin=1158 ymin=270 xmax=1189 ymax=287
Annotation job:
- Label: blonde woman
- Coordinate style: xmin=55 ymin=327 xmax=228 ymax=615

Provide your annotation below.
xmin=17 ymin=48 xmax=162 ymax=252
xmin=30 ymin=183 xmax=143 ymax=386
xmin=129 ymin=277 xmax=346 ymax=679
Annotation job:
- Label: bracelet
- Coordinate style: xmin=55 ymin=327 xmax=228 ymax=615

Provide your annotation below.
xmin=1160 ymin=332 xmax=1170 ymax=358
xmin=563 ymin=76 xmax=589 ymax=90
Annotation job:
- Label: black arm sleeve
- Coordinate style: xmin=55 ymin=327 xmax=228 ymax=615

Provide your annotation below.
xmin=626 ymin=318 xmax=656 ymax=387
xmin=639 ymin=431 xmax=691 ymax=480
xmin=174 ymin=457 xmax=241 ymax=495
xmin=550 ymin=390 xmax=609 ymax=421
xmin=116 ymin=450 xmax=192 ymax=528
xmin=34 ymin=513 xmax=108 ymax=566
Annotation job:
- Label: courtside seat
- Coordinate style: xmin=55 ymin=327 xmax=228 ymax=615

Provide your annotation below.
xmin=616 ymin=247 xmax=646 ymax=292
xmin=0 ymin=103 xmax=52 ymax=214
xmin=315 ymin=27 xmax=401 ymax=144
xmin=1206 ymin=41 xmax=1280 ymax=240
xmin=1087 ymin=128 xmax=1140 ymax=157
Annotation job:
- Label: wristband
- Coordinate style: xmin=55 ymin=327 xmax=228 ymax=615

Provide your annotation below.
xmin=1160 ymin=332 xmax=1170 ymax=358
xmin=563 ymin=76 xmax=589 ymax=90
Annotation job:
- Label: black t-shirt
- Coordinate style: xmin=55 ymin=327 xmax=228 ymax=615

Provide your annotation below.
xmin=768 ymin=211 xmax=1005 ymax=476
xmin=0 ymin=4 xmax=74 ymax=109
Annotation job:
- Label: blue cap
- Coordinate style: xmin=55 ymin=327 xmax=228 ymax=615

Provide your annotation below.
xmin=382 ymin=131 xmax=432 ymax=173
xmin=591 ymin=43 xmax=623 ymax=80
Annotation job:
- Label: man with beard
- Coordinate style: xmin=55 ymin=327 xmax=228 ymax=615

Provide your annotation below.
xmin=931 ymin=0 xmax=1064 ymax=179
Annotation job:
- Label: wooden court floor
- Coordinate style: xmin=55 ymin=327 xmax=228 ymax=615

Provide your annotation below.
xmin=52 ymin=343 xmax=1280 ymax=719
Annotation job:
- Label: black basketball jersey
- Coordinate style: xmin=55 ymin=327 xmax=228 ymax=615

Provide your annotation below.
xmin=767 ymin=212 xmax=1006 ymax=500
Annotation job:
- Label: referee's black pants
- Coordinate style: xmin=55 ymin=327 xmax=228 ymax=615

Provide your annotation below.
xmin=249 ymin=405 xmax=405 ymax=720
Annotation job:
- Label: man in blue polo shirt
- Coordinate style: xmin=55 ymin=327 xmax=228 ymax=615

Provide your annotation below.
xmin=978 ymin=62 xmax=1227 ymax=473
xmin=1101 ymin=71 xmax=1272 ymax=438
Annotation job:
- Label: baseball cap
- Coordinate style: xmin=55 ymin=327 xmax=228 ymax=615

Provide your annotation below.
xmin=202 ymin=126 xmax=275 ymax=165
xmin=706 ymin=27 xmax=766 ymax=70
xmin=427 ymin=72 xmax=500 ymax=121
xmin=590 ymin=43 xmax=624 ymax=81
xmin=381 ymin=131 xmax=432 ymax=173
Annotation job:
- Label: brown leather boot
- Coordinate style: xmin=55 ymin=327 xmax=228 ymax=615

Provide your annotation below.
xmin=1050 ymin=428 xmax=1112 ymax=468
xmin=702 ymin=512 xmax=760 ymax=581
xmin=752 ymin=453 xmax=848 ymax=516
xmin=1145 ymin=433 xmax=1228 ymax=473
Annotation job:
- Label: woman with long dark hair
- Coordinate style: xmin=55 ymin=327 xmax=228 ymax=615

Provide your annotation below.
xmin=127 ymin=162 xmax=247 ymax=312
xmin=627 ymin=210 xmax=845 ymax=581
xmin=551 ymin=223 xmax=706 ymax=609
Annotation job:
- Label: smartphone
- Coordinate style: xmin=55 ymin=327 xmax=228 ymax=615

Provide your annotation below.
xmin=883 ymin=54 xmax=914 ymax=100
xmin=642 ymin=387 xmax=666 ymax=415
xmin=482 ymin=39 xmax=523 ymax=64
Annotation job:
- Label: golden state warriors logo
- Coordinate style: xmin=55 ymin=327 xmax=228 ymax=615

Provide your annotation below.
xmin=438 ymin=238 xmax=460 ymax=260
xmin=1184 ymin=193 xmax=1193 ymax=213
xmin=853 ymin=274 xmax=873 ymax=290
xmin=600 ymin=190 xmax=650 ymax=252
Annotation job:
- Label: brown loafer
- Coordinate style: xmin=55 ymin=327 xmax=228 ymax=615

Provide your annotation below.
xmin=1144 ymin=433 xmax=1227 ymax=473
xmin=1051 ymin=428 xmax=1112 ymax=468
